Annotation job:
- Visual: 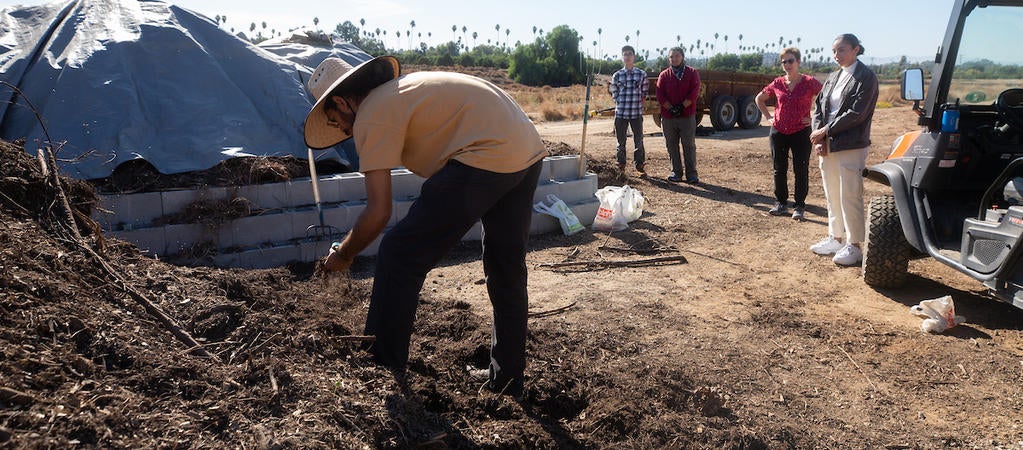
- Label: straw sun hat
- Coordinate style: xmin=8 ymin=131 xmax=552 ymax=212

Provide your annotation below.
xmin=304 ymin=55 xmax=400 ymax=149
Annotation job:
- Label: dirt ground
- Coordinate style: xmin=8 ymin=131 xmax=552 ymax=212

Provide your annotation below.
xmin=3 ymin=99 xmax=1023 ymax=448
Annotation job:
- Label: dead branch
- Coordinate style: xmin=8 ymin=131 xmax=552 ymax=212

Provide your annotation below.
xmin=538 ymin=255 xmax=688 ymax=271
xmin=0 ymin=386 xmax=37 ymax=406
xmin=338 ymin=335 xmax=376 ymax=343
xmin=837 ymin=345 xmax=878 ymax=391
xmin=528 ymin=301 xmax=577 ymax=318
xmin=70 ymin=239 xmax=211 ymax=359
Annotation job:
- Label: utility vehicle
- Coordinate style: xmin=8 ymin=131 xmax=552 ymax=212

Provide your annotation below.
xmin=863 ymin=0 xmax=1023 ymax=309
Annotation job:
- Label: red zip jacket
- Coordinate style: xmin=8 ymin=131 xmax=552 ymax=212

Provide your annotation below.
xmin=656 ymin=65 xmax=701 ymax=118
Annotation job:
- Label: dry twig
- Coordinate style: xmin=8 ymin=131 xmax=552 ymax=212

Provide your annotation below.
xmin=538 ymin=255 xmax=687 ymax=271
xmin=528 ymin=301 xmax=577 ymax=318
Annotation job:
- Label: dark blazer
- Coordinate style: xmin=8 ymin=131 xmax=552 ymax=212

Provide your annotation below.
xmin=812 ymin=61 xmax=879 ymax=152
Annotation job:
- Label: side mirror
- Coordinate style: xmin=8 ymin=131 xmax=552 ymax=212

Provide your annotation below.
xmin=901 ymin=68 xmax=924 ymax=101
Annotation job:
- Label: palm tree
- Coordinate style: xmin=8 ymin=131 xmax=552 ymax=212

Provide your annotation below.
xmin=409 ymin=20 xmax=416 ymax=49
xmin=533 ymin=25 xmax=537 ymax=37
xmin=505 ymin=28 xmax=510 ymax=47
xmin=249 ymin=22 xmax=256 ymax=33
xmin=462 ymin=26 xmax=467 ymax=44
xmin=406 ymin=30 xmax=411 ymax=50
xmin=635 ymin=30 xmax=640 ymax=52
xmin=738 ymin=34 xmax=743 ymax=51
xmin=428 ymin=31 xmax=432 ymax=46
xmin=714 ymin=32 xmax=719 ymax=51
xmin=311 ymin=18 xmax=317 ymax=29
xmin=597 ymin=28 xmax=602 ymax=61
xmin=215 ymin=14 xmax=221 ymax=25
xmin=473 ymin=31 xmax=478 ymax=48
xmin=452 ymin=25 xmax=457 ymax=41
xmin=360 ymin=18 xmax=365 ymax=28
xmin=724 ymin=35 xmax=728 ymax=53
xmin=495 ymin=24 xmax=500 ymax=44
xmin=395 ymin=29 xmax=400 ymax=48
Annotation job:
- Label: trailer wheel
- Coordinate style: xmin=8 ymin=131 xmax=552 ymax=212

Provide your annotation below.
xmin=710 ymin=95 xmax=738 ymax=131
xmin=737 ymin=96 xmax=762 ymax=129
xmin=863 ymin=195 xmax=912 ymax=288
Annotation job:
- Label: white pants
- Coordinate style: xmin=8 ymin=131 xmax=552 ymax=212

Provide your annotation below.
xmin=819 ymin=145 xmax=869 ymax=244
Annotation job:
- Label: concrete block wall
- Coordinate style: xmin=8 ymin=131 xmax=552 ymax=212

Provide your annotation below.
xmin=99 ymin=156 xmax=599 ymax=269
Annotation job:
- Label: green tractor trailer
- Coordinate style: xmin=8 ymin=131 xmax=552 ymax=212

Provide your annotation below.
xmin=863 ymin=0 xmax=1023 ymax=309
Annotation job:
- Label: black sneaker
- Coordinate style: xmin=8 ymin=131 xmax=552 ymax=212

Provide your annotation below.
xmin=667 ymin=172 xmax=683 ymax=182
xmin=769 ymin=202 xmax=788 ymax=216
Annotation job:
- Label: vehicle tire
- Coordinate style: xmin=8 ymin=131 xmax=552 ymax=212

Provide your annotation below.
xmin=736 ymin=95 xmax=762 ymax=129
xmin=863 ymin=195 xmax=913 ymax=288
xmin=709 ymin=95 xmax=738 ymax=131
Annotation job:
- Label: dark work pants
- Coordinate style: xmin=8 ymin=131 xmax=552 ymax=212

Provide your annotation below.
xmin=614 ymin=117 xmax=645 ymax=168
xmin=662 ymin=115 xmax=698 ymax=180
xmin=769 ymin=127 xmax=812 ymax=208
xmin=364 ymin=159 xmax=543 ymax=389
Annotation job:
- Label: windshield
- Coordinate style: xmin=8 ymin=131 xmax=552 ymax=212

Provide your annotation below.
xmin=948 ymin=4 xmax=1023 ymax=105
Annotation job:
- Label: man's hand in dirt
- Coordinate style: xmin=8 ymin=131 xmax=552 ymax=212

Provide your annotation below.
xmin=323 ymin=244 xmax=354 ymax=273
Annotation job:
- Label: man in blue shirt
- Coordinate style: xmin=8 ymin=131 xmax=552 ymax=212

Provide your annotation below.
xmin=610 ymin=45 xmax=648 ymax=174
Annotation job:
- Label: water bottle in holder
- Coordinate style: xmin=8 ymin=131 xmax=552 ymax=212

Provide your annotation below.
xmin=941 ymin=98 xmax=960 ymax=133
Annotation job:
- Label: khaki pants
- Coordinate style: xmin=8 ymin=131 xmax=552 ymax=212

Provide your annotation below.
xmin=818 ymin=145 xmax=869 ymax=244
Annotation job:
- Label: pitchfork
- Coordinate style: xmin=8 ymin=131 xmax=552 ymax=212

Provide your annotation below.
xmin=305 ymin=147 xmax=344 ymax=256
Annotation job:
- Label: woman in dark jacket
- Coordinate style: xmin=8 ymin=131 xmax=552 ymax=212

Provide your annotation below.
xmin=808 ymin=33 xmax=879 ymax=266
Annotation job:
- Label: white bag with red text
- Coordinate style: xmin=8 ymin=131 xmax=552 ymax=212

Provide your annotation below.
xmin=592 ymin=185 xmax=645 ymax=232
xmin=910 ymin=295 xmax=966 ymax=333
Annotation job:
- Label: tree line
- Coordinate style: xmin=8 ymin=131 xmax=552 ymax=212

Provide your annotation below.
xmin=212 ymin=16 xmax=1023 ymax=87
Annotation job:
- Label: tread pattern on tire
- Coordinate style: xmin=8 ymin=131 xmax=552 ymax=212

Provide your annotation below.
xmin=737 ymin=95 xmax=761 ymax=129
xmin=863 ymin=195 xmax=913 ymax=288
xmin=710 ymin=95 xmax=737 ymax=131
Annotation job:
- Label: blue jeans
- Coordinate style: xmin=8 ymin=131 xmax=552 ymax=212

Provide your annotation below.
xmin=364 ymin=158 xmax=543 ymax=389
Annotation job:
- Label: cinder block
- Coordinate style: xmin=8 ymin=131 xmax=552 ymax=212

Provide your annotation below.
xmin=211 ymin=252 xmax=240 ymax=268
xmin=534 ymin=180 xmax=565 ymax=202
xmin=547 ymin=155 xmax=584 ymax=181
xmin=221 ymin=211 xmax=295 ymax=249
xmin=338 ymin=172 xmax=367 ymax=202
xmin=569 ymin=198 xmax=600 ymax=226
xmin=530 ymin=212 xmax=561 ymax=235
xmin=340 ymin=201 xmax=367 ymax=230
xmin=320 ymin=204 xmax=349 ymax=233
xmin=289 ymin=178 xmax=316 ymax=208
xmin=258 ymin=181 xmax=290 ymax=210
xmin=103 ymin=192 xmax=164 ymax=229
xmin=164 ymin=223 xmax=212 ymax=256
xmin=234 ymin=244 xmax=302 ymax=269
xmin=390 ymin=199 xmax=415 ymax=226
xmin=299 ymin=240 xmax=334 ymax=262
xmin=227 ymin=184 xmax=261 ymax=209
xmin=110 ymin=227 xmax=166 ymax=256
xmin=309 ymin=175 xmax=345 ymax=205
xmin=390 ymin=169 xmax=424 ymax=200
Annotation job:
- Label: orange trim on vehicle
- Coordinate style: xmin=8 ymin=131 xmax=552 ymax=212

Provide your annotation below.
xmin=887 ymin=130 xmax=922 ymax=160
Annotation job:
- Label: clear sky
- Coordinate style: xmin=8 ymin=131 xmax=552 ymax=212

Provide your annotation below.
xmin=2 ymin=0 xmax=959 ymax=63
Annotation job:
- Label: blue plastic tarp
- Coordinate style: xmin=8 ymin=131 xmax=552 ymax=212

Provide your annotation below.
xmin=0 ymin=0 xmax=368 ymax=179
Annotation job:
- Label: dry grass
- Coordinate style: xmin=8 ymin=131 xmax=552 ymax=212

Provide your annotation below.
xmin=510 ymin=81 xmax=614 ymax=123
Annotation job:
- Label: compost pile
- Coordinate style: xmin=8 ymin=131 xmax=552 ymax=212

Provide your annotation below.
xmin=0 ymin=138 xmax=780 ymax=448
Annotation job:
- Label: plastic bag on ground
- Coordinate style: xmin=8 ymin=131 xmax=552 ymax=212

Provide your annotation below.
xmin=533 ymin=194 xmax=584 ymax=235
xmin=592 ymin=185 xmax=645 ymax=232
xmin=910 ymin=295 xmax=966 ymax=333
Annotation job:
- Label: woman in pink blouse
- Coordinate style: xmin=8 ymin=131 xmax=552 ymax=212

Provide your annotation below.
xmin=755 ymin=47 xmax=823 ymax=221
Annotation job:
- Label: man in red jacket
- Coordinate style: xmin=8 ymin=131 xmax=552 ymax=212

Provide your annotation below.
xmin=656 ymin=47 xmax=701 ymax=184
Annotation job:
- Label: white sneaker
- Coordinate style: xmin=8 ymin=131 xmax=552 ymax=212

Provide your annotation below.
xmin=832 ymin=244 xmax=863 ymax=266
xmin=810 ymin=236 xmax=843 ymax=255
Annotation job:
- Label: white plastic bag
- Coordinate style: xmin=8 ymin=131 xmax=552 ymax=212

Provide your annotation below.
xmin=533 ymin=194 xmax=584 ymax=235
xmin=910 ymin=295 xmax=966 ymax=333
xmin=592 ymin=185 xmax=645 ymax=232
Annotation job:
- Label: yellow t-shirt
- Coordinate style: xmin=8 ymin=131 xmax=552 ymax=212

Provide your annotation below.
xmin=352 ymin=72 xmax=546 ymax=177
